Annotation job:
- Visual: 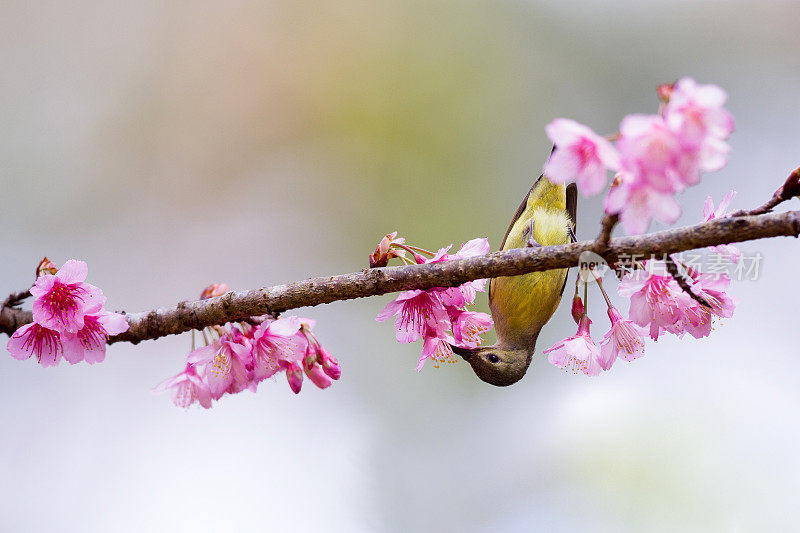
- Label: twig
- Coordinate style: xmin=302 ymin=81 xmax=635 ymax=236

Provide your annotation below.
xmin=594 ymin=213 xmax=619 ymax=253
xmin=1 ymin=209 xmax=798 ymax=344
xmin=664 ymin=256 xmax=711 ymax=308
xmin=733 ymin=166 xmax=800 ymax=217
xmin=3 ymin=289 xmax=31 ymax=308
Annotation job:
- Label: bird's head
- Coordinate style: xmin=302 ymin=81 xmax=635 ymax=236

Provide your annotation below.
xmin=451 ymin=344 xmax=533 ymax=387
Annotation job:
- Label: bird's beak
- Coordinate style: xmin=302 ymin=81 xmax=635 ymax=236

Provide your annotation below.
xmin=450 ymin=344 xmax=476 ymax=361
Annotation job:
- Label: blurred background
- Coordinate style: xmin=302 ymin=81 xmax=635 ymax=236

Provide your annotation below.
xmin=2 ymin=1 xmax=799 ymax=531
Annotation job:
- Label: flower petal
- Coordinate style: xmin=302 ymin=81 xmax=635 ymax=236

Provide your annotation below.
xmin=55 ymin=260 xmax=88 ymax=285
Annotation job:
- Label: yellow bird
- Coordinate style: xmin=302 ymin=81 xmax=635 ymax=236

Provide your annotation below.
xmin=453 ymin=175 xmax=577 ymax=386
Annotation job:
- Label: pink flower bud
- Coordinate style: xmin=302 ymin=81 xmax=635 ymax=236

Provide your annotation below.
xmin=571 ymin=295 xmax=585 ymax=324
xmin=285 ymin=362 xmax=303 ymax=394
xmin=303 ymin=351 xmax=318 ymax=372
xmin=305 ymin=363 xmax=333 ymax=389
xmin=657 ymin=81 xmax=674 ymax=103
xmin=318 ymin=347 xmax=341 ymax=380
xmin=200 ymin=283 xmax=230 ymax=299
xmin=379 ymin=232 xmax=394 ymax=255
xmin=36 ymin=257 xmax=58 ymax=277
xmin=369 ymin=232 xmax=406 ymax=268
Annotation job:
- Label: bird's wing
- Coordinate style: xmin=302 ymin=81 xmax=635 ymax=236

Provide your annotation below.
xmin=488 ymin=178 xmax=577 ymax=302
xmin=498 ymin=176 xmax=540 ymax=252
xmin=489 ymin=177 xmax=539 ymax=302
xmin=566 ymin=182 xmax=577 ymax=235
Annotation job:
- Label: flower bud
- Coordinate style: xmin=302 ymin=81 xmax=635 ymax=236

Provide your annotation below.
xmin=369 ymin=251 xmax=389 ymax=268
xmin=571 ymin=295 xmax=585 ymax=324
xmin=369 ymin=232 xmax=405 ymax=268
xmin=303 ymin=350 xmax=318 ymax=372
xmin=656 ymin=82 xmax=674 ymax=103
xmin=36 ymin=257 xmax=58 ymax=277
xmin=318 ymin=347 xmax=341 ymax=380
xmin=305 ymin=363 xmax=333 ymax=389
xmin=285 ymin=362 xmax=303 ymax=394
xmin=200 ymin=283 xmax=230 ymax=299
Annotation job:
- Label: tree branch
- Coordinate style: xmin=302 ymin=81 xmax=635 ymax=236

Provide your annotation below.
xmin=733 ymin=165 xmax=800 ymax=217
xmin=1 ymin=208 xmax=798 ymax=344
xmin=3 ymin=289 xmax=31 ymax=308
xmin=594 ymin=213 xmax=619 ymax=253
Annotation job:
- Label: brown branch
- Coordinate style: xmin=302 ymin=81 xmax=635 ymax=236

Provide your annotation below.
xmin=733 ymin=165 xmax=800 ymax=217
xmin=594 ymin=213 xmax=619 ymax=253
xmin=3 ymin=289 xmax=31 ymax=308
xmin=1 ymin=209 xmax=799 ymax=344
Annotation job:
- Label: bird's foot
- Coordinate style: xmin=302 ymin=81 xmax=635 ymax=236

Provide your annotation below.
xmin=568 ymin=223 xmax=577 ymax=243
xmin=523 ymin=219 xmax=542 ymax=248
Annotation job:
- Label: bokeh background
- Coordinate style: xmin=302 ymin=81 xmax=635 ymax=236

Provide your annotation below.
xmin=2 ymin=1 xmax=799 ymax=531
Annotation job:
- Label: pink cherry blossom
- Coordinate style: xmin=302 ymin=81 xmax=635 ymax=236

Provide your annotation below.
xmin=188 ymin=332 xmax=252 ymax=399
xmin=6 ymin=323 xmax=63 ymax=367
xmin=543 ymin=315 xmax=602 ymax=376
xmin=418 ymin=334 xmax=458 ymax=371
xmin=153 ymin=365 xmax=212 ymax=409
xmin=703 ymin=190 xmax=741 ymax=263
xmin=376 ymin=290 xmax=450 ymax=343
xmin=618 ymin=262 xmax=692 ymax=340
xmin=454 ymin=238 xmax=490 ymax=259
xmin=544 ymin=118 xmax=620 ymax=196
xmin=598 ymin=307 xmax=646 ymax=370
xmin=675 ymin=273 xmax=737 ymax=339
xmin=251 ymin=316 xmax=307 ymax=382
xmin=549 ymin=78 xmax=735 ymax=236
xmin=603 ymin=173 xmax=681 ymax=235
xmin=448 ymin=238 xmax=491 ymax=305
xmin=410 ymin=239 xmax=490 ymax=310
xmin=452 ymin=311 xmax=493 ymax=349
xmin=374 ymin=237 xmax=494 ymax=371
xmin=617 ymin=114 xmax=701 ymax=192
xmin=61 ymin=309 xmax=129 ymax=364
xmin=664 ymin=77 xmax=734 ymax=169
xmin=29 ymin=259 xmax=106 ymax=334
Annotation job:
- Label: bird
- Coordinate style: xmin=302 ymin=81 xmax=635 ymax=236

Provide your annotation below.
xmin=452 ymin=175 xmax=577 ymax=386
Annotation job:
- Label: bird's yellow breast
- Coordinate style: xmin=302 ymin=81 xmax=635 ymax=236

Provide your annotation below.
xmin=489 ymin=180 xmax=571 ymax=347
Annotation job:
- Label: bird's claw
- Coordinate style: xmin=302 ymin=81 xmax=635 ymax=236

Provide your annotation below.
xmin=524 ymin=219 xmax=542 ymax=248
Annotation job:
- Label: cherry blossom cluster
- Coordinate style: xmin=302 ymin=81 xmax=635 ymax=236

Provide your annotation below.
xmin=544 ymin=191 xmax=740 ymax=376
xmin=539 ymin=78 xmax=741 ymax=376
xmin=372 ymin=235 xmax=494 ymax=370
xmin=154 ymin=284 xmax=340 ymax=409
xmin=545 ymin=77 xmax=735 ymax=234
xmin=6 ymin=258 xmax=129 ymax=366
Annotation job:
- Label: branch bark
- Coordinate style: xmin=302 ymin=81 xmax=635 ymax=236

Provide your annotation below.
xmin=1 ymin=208 xmax=798 ymax=344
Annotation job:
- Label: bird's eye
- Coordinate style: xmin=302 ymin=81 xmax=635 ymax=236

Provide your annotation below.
xmin=487 ymin=353 xmax=500 ymax=364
